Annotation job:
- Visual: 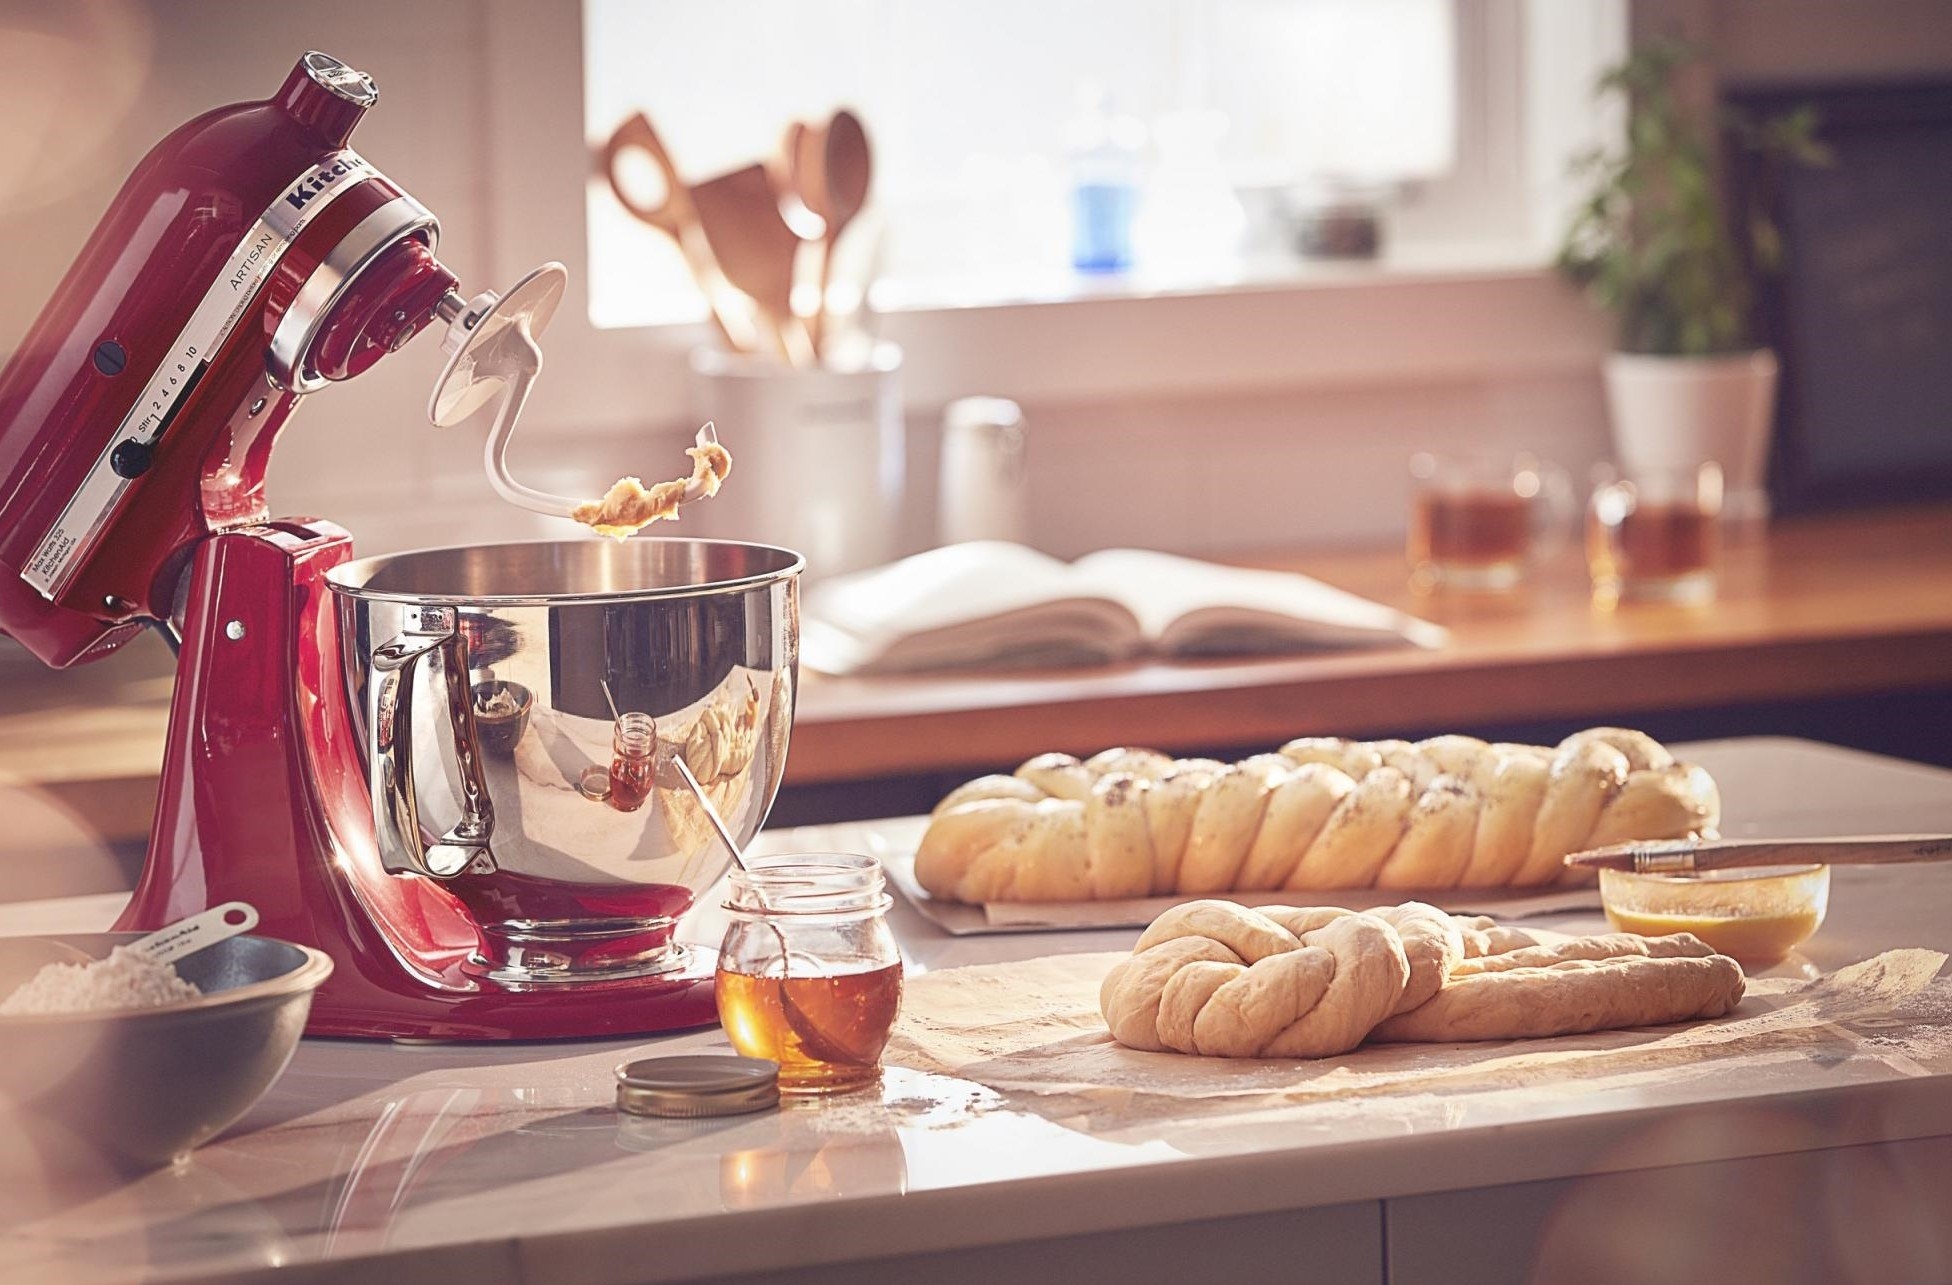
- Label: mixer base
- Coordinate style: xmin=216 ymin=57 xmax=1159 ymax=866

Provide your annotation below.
xmin=468 ymin=937 xmax=692 ymax=988
xmin=305 ymin=958 xmax=723 ymax=1041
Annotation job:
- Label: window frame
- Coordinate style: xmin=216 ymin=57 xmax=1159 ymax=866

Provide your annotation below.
xmin=477 ymin=0 xmax=1625 ymax=440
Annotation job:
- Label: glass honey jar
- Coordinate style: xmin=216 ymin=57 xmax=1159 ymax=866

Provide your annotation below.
xmin=608 ymin=711 xmax=657 ymax=812
xmin=716 ymin=854 xmax=902 ymax=1095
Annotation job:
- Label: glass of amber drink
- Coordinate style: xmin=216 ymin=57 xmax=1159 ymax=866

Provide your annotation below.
xmin=1587 ymin=463 xmax=1724 ymax=607
xmin=717 ymin=853 xmax=902 ymax=1094
xmin=1407 ymin=452 xmax=1573 ymax=591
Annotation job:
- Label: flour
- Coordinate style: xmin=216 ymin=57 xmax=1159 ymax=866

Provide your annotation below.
xmin=1837 ymin=972 xmax=1952 ymax=1066
xmin=0 ymin=946 xmax=201 ymax=1016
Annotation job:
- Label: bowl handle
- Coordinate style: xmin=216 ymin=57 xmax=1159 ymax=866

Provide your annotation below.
xmin=368 ymin=605 xmax=497 ymax=880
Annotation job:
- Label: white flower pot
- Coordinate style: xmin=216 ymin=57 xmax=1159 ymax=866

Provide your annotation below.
xmin=1603 ymin=350 xmax=1780 ymax=523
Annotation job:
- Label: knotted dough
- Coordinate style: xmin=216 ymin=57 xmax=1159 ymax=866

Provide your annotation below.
xmin=919 ymin=728 xmax=1719 ymax=903
xmin=1100 ymin=900 xmax=1746 ymax=1058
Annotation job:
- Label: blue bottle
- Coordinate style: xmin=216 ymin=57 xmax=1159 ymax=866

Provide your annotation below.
xmin=1068 ymin=88 xmax=1143 ymax=274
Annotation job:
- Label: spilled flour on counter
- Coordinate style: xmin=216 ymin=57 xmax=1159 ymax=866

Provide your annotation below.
xmin=0 ymin=946 xmax=201 ymax=1016
xmin=1822 ymin=958 xmax=1952 ymax=1075
xmin=884 ymin=948 xmax=1952 ymax=1132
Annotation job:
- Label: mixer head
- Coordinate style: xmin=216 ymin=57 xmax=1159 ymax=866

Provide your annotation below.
xmin=0 ymin=53 xmax=541 ymax=667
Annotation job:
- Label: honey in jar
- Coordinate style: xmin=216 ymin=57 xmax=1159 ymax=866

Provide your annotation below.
xmin=609 ymin=711 xmax=656 ymax=812
xmin=1409 ymin=488 xmax=1532 ymax=575
xmin=717 ymin=853 xmax=902 ymax=1094
xmin=716 ymin=963 xmax=904 ymax=1092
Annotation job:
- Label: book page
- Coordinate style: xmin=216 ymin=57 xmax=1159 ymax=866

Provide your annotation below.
xmin=802 ymin=542 xmax=1142 ymax=674
xmin=1071 ymin=548 xmax=1447 ymax=652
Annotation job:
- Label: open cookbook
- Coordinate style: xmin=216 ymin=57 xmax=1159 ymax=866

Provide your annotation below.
xmin=801 ymin=542 xmax=1448 ymax=675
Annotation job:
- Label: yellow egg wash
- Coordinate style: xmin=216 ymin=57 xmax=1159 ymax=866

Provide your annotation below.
xmin=1605 ymin=907 xmax=1822 ymax=967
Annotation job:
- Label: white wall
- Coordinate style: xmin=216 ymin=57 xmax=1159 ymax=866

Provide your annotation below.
xmin=0 ymin=0 xmax=563 ymax=555
xmin=17 ymin=1 xmax=1930 ymax=568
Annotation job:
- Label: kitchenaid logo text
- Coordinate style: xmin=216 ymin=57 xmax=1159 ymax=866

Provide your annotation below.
xmin=284 ymin=156 xmax=366 ymax=211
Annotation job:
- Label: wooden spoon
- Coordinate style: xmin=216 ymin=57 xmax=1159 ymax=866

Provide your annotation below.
xmin=800 ymin=110 xmax=872 ymax=360
xmin=769 ymin=119 xmax=823 ymax=238
xmin=689 ymin=163 xmax=815 ymax=366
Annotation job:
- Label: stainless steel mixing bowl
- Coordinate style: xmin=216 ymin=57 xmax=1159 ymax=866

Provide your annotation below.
xmin=326 ymin=538 xmax=801 ymax=985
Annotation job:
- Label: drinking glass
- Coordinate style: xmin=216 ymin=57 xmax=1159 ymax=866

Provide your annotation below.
xmin=1587 ymin=463 xmax=1724 ymax=606
xmin=1407 ymin=452 xmax=1572 ymax=591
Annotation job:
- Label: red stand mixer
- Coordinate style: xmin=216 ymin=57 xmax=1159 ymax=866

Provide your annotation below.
xmin=0 ymin=53 xmax=802 ymax=1039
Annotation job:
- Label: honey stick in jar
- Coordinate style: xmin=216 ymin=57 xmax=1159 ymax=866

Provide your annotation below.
xmin=717 ymin=854 xmax=902 ymax=1094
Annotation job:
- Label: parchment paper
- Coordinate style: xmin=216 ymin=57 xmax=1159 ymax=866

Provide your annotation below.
xmin=885 ymin=949 xmax=1952 ymax=1126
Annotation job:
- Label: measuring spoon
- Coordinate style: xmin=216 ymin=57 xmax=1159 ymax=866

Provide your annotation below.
xmin=0 ymin=902 xmax=260 ymax=998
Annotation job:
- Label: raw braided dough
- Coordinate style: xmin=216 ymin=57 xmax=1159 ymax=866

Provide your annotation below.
xmin=918 ymin=728 xmax=1719 ymax=903
xmin=1100 ymin=900 xmax=1746 ymax=1058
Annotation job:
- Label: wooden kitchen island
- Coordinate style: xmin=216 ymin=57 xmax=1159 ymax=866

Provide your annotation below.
xmin=3 ymin=737 xmax=1951 ymax=1285
xmin=792 ymin=504 xmax=1952 ymax=788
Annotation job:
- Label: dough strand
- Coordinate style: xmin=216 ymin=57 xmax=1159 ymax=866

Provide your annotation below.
xmin=573 ymin=435 xmax=733 ymax=538
xmin=1101 ymin=898 xmax=1747 ymax=1057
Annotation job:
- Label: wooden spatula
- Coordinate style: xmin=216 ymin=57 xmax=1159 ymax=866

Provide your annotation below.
xmin=598 ymin=113 xmax=752 ymax=351
xmin=769 ymin=119 xmax=821 ymax=236
xmin=690 ymin=164 xmax=814 ymax=366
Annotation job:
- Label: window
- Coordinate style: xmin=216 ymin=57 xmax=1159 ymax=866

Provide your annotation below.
xmin=582 ymin=0 xmax=1470 ymax=329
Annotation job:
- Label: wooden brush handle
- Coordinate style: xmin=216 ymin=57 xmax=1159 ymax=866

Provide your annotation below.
xmin=1567 ymin=834 xmax=1952 ymax=872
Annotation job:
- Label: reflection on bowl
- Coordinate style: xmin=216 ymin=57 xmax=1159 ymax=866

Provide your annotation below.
xmin=471 ymin=679 xmax=534 ymax=755
xmin=0 ymin=932 xmax=332 ymax=1172
xmin=1600 ymin=863 xmax=1831 ymax=968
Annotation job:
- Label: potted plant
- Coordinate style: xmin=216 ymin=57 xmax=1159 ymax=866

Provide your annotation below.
xmin=1558 ymin=41 xmax=1829 ymax=522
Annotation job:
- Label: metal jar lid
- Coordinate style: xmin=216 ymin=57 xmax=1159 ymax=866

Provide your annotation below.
xmin=615 ymin=1055 xmax=780 ymax=1118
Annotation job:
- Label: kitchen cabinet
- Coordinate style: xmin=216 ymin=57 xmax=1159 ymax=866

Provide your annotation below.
xmin=1387 ymin=1134 xmax=1952 ymax=1285
xmin=695 ymin=1204 xmax=1383 ymax=1285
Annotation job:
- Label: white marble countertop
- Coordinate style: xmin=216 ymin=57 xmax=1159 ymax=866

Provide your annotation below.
xmin=3 ymin=737 xmax=1951 ymax=1284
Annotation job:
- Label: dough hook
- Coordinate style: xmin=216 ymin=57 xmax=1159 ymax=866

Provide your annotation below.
xmin=428 ymin=262 xmax=723 ymax=524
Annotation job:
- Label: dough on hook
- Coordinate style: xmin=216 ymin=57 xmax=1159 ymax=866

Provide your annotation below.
xmin=423 ymin=263 xmax=736 ymax=534
xmin=572 ymin=424 xmax=733 ymax=538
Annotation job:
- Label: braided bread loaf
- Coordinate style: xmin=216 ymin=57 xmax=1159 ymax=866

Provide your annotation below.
xmin=1100 ymin=899 xmax=1746 ymax=1058
xmin=916 ymin=728 xmax=1718 ymax=903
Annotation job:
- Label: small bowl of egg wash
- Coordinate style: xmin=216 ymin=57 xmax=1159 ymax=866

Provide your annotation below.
xmin=1599 ymin=863 xmax=1830 ymax=969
